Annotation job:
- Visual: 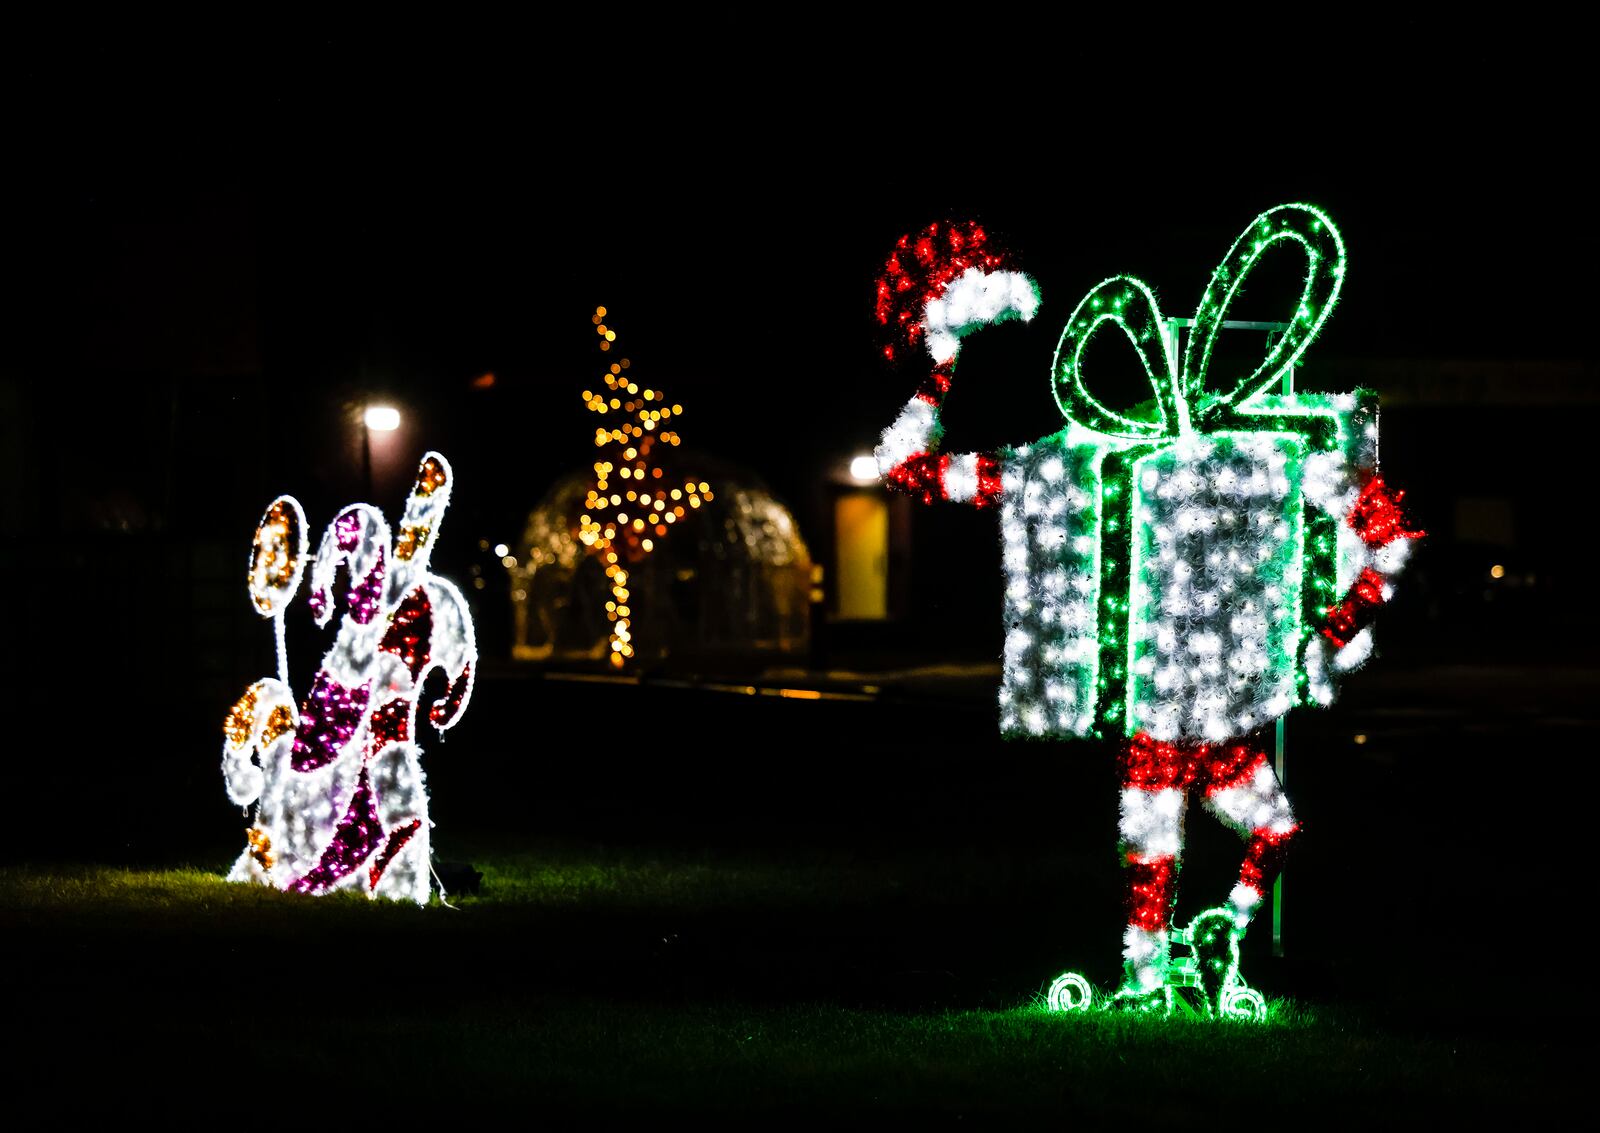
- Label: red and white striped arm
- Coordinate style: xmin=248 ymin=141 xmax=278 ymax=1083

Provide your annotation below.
xmin=1310 ymin=474 xmax=1423 ymax=683
xmin=1321 ymin=475 xmax=1423 ymax=648
xmin=871 ymin=221 xmax=1040 ymax=510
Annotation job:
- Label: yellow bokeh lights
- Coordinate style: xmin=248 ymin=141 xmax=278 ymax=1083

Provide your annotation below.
xmin=576 ymin=307 xmax=710 ymax=667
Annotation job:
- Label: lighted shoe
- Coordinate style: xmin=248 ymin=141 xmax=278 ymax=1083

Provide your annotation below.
xmin=1170 ymin=907 xmax=1266 ymax=1021
xmin=1103 ymin=982 xmax=1172 ymax=1015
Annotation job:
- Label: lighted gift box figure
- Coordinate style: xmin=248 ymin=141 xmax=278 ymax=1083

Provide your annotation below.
xmin=221 ymin=452 xmax=477 ymax=904
xmin=873 ymin=204 xmax=1420 ymax=1016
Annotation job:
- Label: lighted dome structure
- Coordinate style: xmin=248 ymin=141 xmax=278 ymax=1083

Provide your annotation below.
xmin=510 ymin=454 xmax=812 ymax=665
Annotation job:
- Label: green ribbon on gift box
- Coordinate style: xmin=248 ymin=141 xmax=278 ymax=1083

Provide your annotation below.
xmin=1045 ymin=203 xmax=1348 ymax=735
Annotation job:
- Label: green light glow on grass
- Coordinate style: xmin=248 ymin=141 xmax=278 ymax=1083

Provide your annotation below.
xmin=1048 ymin=906 xmax=1270 ymax=1022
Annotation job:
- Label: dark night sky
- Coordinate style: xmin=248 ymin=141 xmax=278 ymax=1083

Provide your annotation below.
xmin=8 ymin=26 xmax=1593 ymax=556
xmin=2 ymin=24 xmax=1594 ymax=863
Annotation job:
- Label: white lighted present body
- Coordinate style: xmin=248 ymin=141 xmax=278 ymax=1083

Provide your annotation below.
xmin=996 ymin=395 xmax=1383 ymax=743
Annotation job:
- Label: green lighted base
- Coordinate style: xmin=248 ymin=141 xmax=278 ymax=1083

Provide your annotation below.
xmin=1047 ymin=971 xmax=1266 ymax=1021
xmin=1047 ymin=907 xmax=1268 ymax=1022
xmin=1045 ymin=971 xmax=1094 ymax=1012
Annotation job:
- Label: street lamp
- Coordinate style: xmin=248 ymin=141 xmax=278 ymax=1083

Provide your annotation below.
xmin=362 ymin=404 xmax=401 ymax=498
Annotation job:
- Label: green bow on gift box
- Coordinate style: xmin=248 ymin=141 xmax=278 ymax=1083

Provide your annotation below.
xmin=1052 ymin=201 xmax=1347 ymax=443
xmin=1002 ymin=203 xmax=1378 ymax=738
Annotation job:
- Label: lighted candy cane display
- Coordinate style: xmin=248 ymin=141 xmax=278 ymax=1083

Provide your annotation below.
xmin=221 ymin=452 xmax=477 ymax=904
xmin=874 ymin=207 xmax=1421 ymax=1017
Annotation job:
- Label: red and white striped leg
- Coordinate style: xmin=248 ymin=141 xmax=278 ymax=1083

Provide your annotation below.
xmin=1201 ymin=746 xmax=1299 ymax=930
xmin=1119 ymin=774 xmax=1187 ymax=992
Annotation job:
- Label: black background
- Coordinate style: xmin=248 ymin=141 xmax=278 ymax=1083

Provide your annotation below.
xmin=3 ymin=24 xmax=1592 ymax=863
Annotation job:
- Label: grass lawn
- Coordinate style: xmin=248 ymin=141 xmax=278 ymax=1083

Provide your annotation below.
xmin=3 ymin=847 xmax=1583 ymax=1119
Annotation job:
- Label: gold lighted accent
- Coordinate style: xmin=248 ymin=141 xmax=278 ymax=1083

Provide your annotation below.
xmin=247 ymin=824 xmax=276 ymax=873
xmin=250 ymin=500 xmax=301 ymax=610
xmin=225 ymin=685 xmax=260 ymax=749
xmin=396 ymin=523 xmax=432 ymax=561
xmin=415 ymin=456 xmax=448 ymax=497
xmin=264 ymin=705 xmax=295 ymax=743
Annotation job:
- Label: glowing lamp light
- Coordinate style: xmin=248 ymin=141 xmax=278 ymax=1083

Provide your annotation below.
xmin=849 ymin=455 xmax=880 ymax=482
xmin=493 ymin=543 xmax=509 ymax=558
xmin=364 ymin=405 xmax=402 ymax=432
xmin=868 ymin=205 xmax=1422 ymax=1020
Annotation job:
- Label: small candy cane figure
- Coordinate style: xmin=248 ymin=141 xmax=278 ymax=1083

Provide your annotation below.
xmin=222 ymin=453 xmax=477 ymax=904
xmin=872 ymin=207 xmax=1420 ymax=1016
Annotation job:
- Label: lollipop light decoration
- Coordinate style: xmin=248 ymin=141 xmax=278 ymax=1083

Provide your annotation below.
xmin=222 ymin=452 xmax=477 ymax=903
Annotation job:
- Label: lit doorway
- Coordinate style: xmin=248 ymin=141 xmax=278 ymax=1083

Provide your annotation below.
xmin=834 ymin=492 xmax=888 ymax=620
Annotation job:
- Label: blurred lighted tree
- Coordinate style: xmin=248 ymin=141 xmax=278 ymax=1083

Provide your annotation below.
xmin=578 ymin=306 xmax=713 ymax=666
